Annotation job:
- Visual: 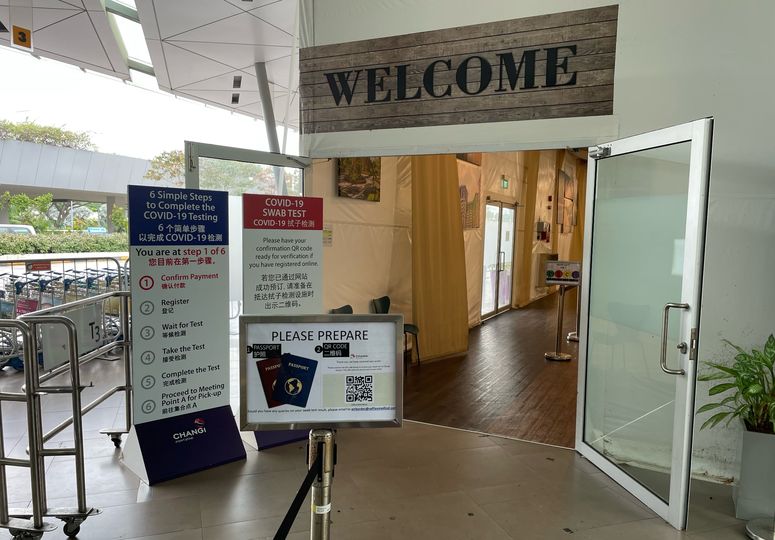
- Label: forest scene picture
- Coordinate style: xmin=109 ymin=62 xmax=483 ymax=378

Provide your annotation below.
xmin=337 ymin=157 xmax=381 ymax=201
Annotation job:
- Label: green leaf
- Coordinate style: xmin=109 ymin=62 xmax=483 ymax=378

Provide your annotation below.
xmin=705 ymin=363 xmax=739 ymax=377
xmin=709 ymin=382 xmax=736 ymax=396
xmin=763 ymin=335 xmax=775 ymax=366
xmin=698 ymin=371 xmax=733 ymax=381
xmin=697 ymin=402 xmax=723 ymax=414
xmin=747 ymin=384 xmax=764 ymax=395
xmin=701 ymin=411 xmax=731 ymax=430
xmin=723 ymin=339 xmax=749 ymax=357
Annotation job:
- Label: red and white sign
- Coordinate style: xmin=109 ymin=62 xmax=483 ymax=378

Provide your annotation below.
xmin=243 ymin=195 xmax=323 ymax=231
xmin=25 ymin=261 xmax=52 ymax=272
xmin=16 ymin=297 xmax=39 ymax=315
xmin=242 ymin=194 xmax=323 ymax=315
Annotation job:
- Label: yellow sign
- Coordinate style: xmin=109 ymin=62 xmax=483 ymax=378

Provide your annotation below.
xmin=12 ymin=25 xmax=31 ymax=49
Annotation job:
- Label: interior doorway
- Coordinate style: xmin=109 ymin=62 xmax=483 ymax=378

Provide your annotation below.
xmin=481 ymin=202 xmax=516 ymax=319
xmin=403 ymin=147 xmax=588 ymax=449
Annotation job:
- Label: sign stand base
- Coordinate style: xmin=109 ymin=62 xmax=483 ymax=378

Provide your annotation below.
xmin=121 ymin=406 xmax=246 ymax=485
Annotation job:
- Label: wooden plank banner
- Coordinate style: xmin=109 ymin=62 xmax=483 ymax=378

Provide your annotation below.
xmin=300 ymin=5 xmax=618 ymax=134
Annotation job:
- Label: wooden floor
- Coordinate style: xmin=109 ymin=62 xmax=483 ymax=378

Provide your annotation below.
xmin=404 ymin=291 xmax=579 ymax=448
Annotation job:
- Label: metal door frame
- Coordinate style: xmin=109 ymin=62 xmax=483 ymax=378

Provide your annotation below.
xmin=184 ymin=141 xmax=311 ymax=191
xmin=575 ymin=118 xmax=713 ymax=529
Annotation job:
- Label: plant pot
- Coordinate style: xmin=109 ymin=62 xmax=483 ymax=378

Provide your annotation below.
xmin=733 ymin=430 xmax=775 ymax=520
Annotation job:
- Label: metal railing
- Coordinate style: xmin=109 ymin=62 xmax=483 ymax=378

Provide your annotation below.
xmin=0 ymin=254 xmax=128 ymax=372
xmin=0 ymin=290 xmax=132 ymax=539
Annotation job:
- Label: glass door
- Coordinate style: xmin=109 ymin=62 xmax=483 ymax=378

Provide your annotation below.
xmin=498 ymin=206 xmax=515 ymax=311
xmin=481 ymin=202 xmax=516 ymax=319
xmin=184 ymin=141 xmax=310 ymax=314
xmin=576 ymin=119 xmax=713 ymax=530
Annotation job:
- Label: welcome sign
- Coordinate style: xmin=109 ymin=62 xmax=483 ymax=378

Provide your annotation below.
xmin=300 ymin=6 xmax=617 ymax=133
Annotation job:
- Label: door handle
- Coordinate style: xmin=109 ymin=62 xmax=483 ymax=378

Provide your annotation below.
xmin=660 ymin=302 xmax=689 ymax=375
xmin=499 ymin=251 xmax=505 ymax=271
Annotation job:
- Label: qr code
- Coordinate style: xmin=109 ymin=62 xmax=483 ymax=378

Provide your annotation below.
xmin=345 ymin=375 xmax=373 ymax=403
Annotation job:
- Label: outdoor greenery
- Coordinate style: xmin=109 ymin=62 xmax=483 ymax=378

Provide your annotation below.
xmin=110 ymin=205 xmax=128 ymax=233
xmin=0 ymin=232 xmax=128 ymax=255
xmin=0 ymin=191 xmax=116 ymax=232
xmin=0 ymin=119 xmax=96 ymax=151
xmin=145 ymin=150 xmax=185 ymax=186
xmin=697 ymin=335 xmax=775 ymax=434
xmin=144 ymin=149 xmax=302 ymax=195
xmin=0 ymin=119 xmax=126 ymax=238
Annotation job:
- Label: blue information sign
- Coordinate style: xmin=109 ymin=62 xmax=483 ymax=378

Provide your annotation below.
xmin=125 ymin=185 xmax=244 ymax=484
xmin=128 ymin=186 xmax=228 ymax=246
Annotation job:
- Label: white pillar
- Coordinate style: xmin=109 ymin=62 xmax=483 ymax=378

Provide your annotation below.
xmin=107 ymin=196 xmax=116 ymax=233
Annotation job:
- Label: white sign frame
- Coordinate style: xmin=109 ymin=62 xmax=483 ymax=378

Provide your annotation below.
xmin=545 ymin=260 xmax=582 ymax=286
xmin=240 ymin=314 xmax=404 ymax=431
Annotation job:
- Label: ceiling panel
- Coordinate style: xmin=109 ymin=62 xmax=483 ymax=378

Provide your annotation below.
xmin=34 ymin=12 xmax=115 ymax=72
xmin=236 ymin=90 xmax=297 ymax=125
xmin=31 ymin=0 xmax=82 ymax=9
xmin=264 ymin=53 xmax=295 ymax=88
xmin=179 ymin=69 xmax=260 ymax=91
xmin=161 ymin=41 xmax=236 ymax=88
xmin=29 ymin=7 xmax=81 ymax=29
xmin=168 ymin=40 xmax=290 ymax=70
xmin=144 ymin=38 xmax=169 ymax=87
xmin=0 ymin=1 xmax=130 ymax=79
xmin=136 ymin=0 xmax=299 ymax=129
xmin=222 ymin=0 xmax=278 ymax=9
xmin=169 ymin=11 xmax=290 ymax=46
xmin=153 ymin=0 xmax=242 ymax=40
xmin=0 ymin=6 xmax=9 ymax=46
xmin=250 ymin=0 xmax=295 ymax=35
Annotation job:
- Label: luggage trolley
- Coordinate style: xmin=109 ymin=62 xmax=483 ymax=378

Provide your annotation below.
xmin=0 ymin=273 xmax=24 ymax=370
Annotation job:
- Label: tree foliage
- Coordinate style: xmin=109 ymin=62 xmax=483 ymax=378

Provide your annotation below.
xmin=0 ymin=192 xmax=105 ymax=232
xmin=145 ymin=150 xmax=185 ymax=186
xmin=144 ymin=149 xmax=302 ymax=195
xmin=0 ymin=192 xmax=54 ymax=231
xmin=0 ymin=119 xmax=96 ymax=151
xmin=110 ymin=205 xmax=128 ymax=233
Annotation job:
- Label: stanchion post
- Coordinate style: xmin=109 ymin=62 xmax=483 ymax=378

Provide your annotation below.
xmin=567 ymin=284 xmax=581 ymax=342
xmin=27 ymin=322 xmax=48 ymax=522
xmin=545 ymin=285 xmax=573 ymax=361
xmin=308 ymin=429 xmax=335 ymax=540
xmin=121 ymin=292 xmax=132 ymax=432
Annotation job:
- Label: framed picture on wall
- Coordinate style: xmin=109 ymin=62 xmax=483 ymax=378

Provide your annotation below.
xmin=562 ymin=198 xmax=574 ymax=233
xmin=337 ymin=157 xmax=381 ymax=202
xmin=563 ymin=171 xmax=576 ymax=200
xmin=457 ymin=159 xmax=481 ymax=229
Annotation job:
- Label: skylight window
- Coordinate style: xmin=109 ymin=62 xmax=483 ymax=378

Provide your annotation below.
xmin=113 ymin=0 xmax=137 ymax=9
xmin=111 ymin=13 xmax=151 ymax=66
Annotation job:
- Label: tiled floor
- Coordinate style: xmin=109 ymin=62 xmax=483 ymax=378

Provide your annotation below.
xmin=0 ymin=355 xmax=747 ymax=539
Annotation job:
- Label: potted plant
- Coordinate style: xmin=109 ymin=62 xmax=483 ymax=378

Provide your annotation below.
xmin=697 ymin=334 xmax=775 ymax=519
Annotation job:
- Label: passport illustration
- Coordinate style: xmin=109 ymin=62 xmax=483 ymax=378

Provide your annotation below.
xmin=272 ymin=353 xmax=318 ymax=408
xmin=256 ymin=358 xmax=284 ymax=408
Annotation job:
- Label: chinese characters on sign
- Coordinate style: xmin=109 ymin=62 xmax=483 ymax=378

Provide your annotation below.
xmin=242 ymin=195 xmax=323 ymax=315
xmin=128 ymin=186 xmax=231 ymax=424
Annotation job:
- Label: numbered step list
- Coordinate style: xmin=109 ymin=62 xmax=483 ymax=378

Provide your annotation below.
xmin=128 ymin=186 xmax=230 ymax=424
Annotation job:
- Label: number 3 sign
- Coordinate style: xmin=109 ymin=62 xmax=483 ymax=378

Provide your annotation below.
xmin=12 ymin=25 xmax=31 ymax=49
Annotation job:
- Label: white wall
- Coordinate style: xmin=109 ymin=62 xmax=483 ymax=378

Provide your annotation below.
xmin=307 ymin=157 xmax=412 ymax=320
xmin=301 ymin=0 xmax=775 ymax=483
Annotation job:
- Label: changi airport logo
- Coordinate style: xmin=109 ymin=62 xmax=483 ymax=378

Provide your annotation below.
xmin=284 ymin=377 xmax=303 ymax=396
xmin=172 ymin=418 xmax=207 ymax=443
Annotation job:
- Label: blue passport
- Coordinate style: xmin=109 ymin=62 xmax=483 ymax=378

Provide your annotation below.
xmin=272 ymin=353 xmax=318 ymax=408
